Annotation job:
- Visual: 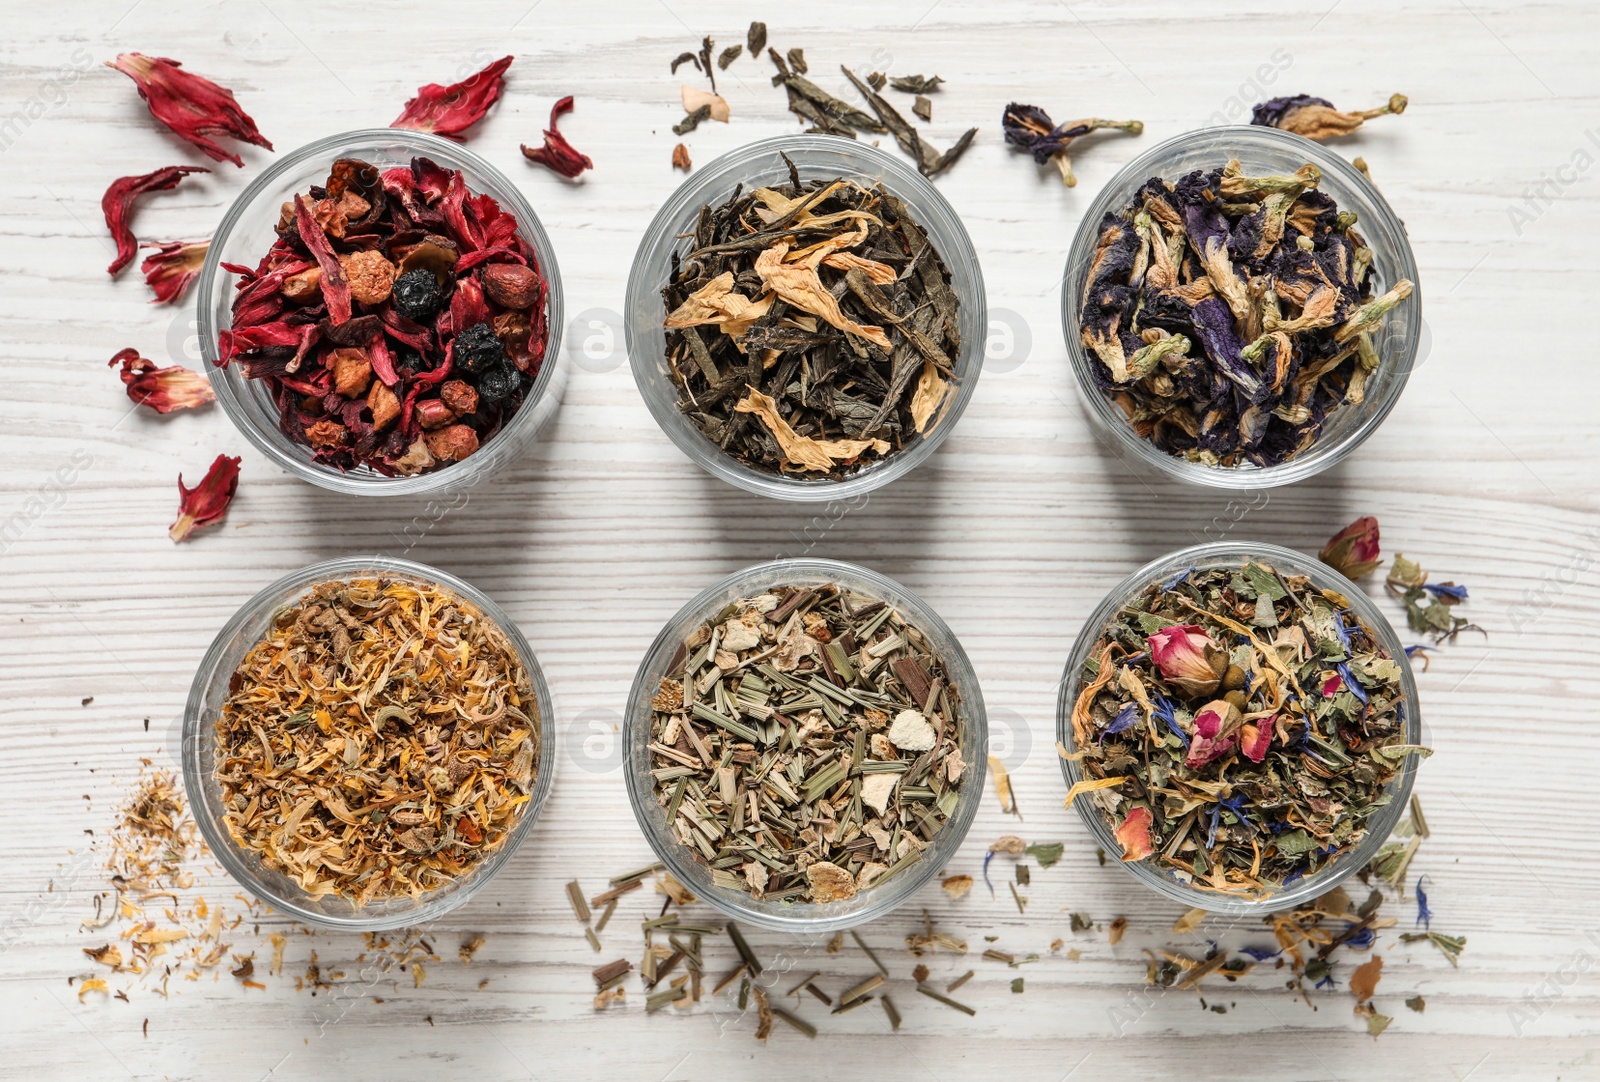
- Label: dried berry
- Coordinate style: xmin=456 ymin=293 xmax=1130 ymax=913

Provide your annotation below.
xmin=482 ymin=264 xmax=539 ymax=309
xmin=391 ymin=268 xmax=442 ymax=321
xmin=454 ymin=321 xmax=505 ymax=375
xmin=475 ymin=364 xmax=517 ymax=405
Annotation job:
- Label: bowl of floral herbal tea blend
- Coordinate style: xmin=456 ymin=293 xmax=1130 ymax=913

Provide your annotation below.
xmin=1057 ymin=542 xmax=1424 ymax=915
xmin=625 ymin=136 xmax=986 ymax=502
xmin=182 ymin=557 xmax=553 ymax=930
xmin=1062 ymin=126 xmax=1421 ymax=488
xmin=197 ymin=130 xmax=565 ymax=496
xmin=625 ymin=559 xmax=986 ymax=932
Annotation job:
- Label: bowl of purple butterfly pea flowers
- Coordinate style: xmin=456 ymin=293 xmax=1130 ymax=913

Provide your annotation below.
xmin=1060 ymin=121 xmax=1421 ymax=489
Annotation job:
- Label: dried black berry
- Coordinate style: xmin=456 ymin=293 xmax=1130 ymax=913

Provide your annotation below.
xmin=392 ymin=269 xmax=442 ymax=321
xmin=476 ymin=363 xmax=518 ymax=405
xmin=454 ymin=322 xmax=505 ymax=375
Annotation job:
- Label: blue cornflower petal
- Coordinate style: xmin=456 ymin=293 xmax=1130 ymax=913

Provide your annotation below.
xmin=1405 ymin=644 xmax=1431 ymax=658
xmin=1161 ymin=566 xmax=1195 ymax=591
xmin=1343 ymin=925 xmax=1376 ymax=950
xmin=1315 ymin=974 xmax=1337 ymax=990
xmin=1416 ymin=875 xmax=1433 ymax=929
xmin=1337 ymin=661 xmax=1369 ymax=707
xmin=1333 ymin=610 xmax=1354 ymax=652
xmin=1239 ymin=946 xmax=1281 ymax=961
xmin=1152 ymin=695 xmax=1189 ymax=749
xmin=1101 ymin=703 xmax=1139 ymax=745
xmin=1424 ymin=583 xmax=1469 ymax=601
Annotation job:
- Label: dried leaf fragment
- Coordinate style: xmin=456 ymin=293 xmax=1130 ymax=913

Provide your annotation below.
xmin=734 ymin=387 xmax=888 ymax=473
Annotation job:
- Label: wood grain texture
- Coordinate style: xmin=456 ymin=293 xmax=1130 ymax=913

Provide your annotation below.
xmin=2 ymin=1 xmax=1598 ymax=1078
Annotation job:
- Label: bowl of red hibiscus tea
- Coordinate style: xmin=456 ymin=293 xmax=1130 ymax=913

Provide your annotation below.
xmin=1056 ymin=541 xmax=1425 ymax=916
xmin=625 ymin=136 xmax=986 ymax=502
xmin=624 ymin=559 xmax=986 ymax=932
xmin=182 ymin=556 xmax=555 ymax=930
xmin=197 ymin=130 xmax=564 ymax=495
xmin=1062 ymin=126 xmax=1422 ymax=488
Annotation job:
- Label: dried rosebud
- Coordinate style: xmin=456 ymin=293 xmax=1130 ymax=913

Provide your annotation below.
xmin=1146 ymin=625 xmax=1227 ymax=699
xmin=281 ymin=266 xmax=323 ymax=303
xmin=1320 ymin=515 xmax=1382 ymax=579
xmin=391 ymin=55 xmax=512 ymax=140
xmin=339 ymin=250 xmax=397 ymax=305
xmin=367 ymin=380 xmax=401 ymax=431
xmin=329 ymin=348 xmax=373 ymax=398
xmin=109 ymin=347 xmax=215 ymax=413
xmin=106 ymin=53 xmax=272 ymax=166
xmin=671 ymin=143 xmax=692 ymax=172
xmin=1251 ymin=93 xmax=1408 ymax=141
xmin=1113 ymin=806 xmax=1153 ymax=862
xmin=305 ymin=419 xmax=348 ymax=449
xmin=169 ymin=454 xmax=240 ymax=542
xmin=481 ymin=264 xmax=539 ymax=309
xmin=424 ymin=423 xmax=480 ymax=462
xmin=139 ymin=240 xmax=209 ymax=304
xmin=414 ymin=398 xmax=458 ymax=429
xmin=439 ymin=379 xmax=480 ymax=415
xmin=102 ymin=166 xmax=209 ymax=275
xmin=1002 ymin=102 xmax=1142 ymax=186
xmin=521 ymin=96 xmax=593 ymax=178
xmin=1185 ymin=700 xmax=1243 ymax=768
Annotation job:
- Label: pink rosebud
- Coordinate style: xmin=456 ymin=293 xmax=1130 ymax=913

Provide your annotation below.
xmin=1319 ymin=515 xmax=1382 ymax=579
xmin=109 ymin=348 xmax=215 ymax=413
xmin=1114 ymin=806 xmax=1154 ymax=862
xmin=140 ymin=239 xmax=209 ymax=304
xmin=170 ymin=454 xmax=240 ymax=542
xmin=1147 ymin=624 xmax=1227 ymax=698
xmin=1240 ymin=719 xmax=1273 ymax=763
xmin=1185 ymin=700 xmax=1243 ymax=768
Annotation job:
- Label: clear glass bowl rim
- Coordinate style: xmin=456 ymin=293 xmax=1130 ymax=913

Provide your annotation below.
xmin=1054 ymin=540 xmax=1422 ymax=915
xmin=624 ymin=134 xmax=987 ymax=503
xmin=623 ymin=557 xmax=988 ymax=932
xmin=1059 ymin=124 xmax=1423 ymax=490
xmin=181 ymin=555 xmax=557 ymax=931
xmin=194 ymin=128 xmax=566 ymax=497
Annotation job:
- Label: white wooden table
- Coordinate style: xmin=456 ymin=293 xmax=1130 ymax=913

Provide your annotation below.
xmin=4 ymin=1 xmax=1596 ymax=1078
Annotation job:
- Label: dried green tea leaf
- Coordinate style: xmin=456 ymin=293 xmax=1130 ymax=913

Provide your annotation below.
xmin=890 ymin=75 xmax=944 ymax=94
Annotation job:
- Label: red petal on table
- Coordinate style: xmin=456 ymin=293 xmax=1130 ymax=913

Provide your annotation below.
xmin=1114 ymin=806 xmax=1154 ymax=862
xmin=292 ymin=194 xmax=351 ymax=324
xmin=106 ymin=53 xmax=272 ymax=167
xmin=520 ymin=96 xmax=593 ymax=178
xmin=169 ymin=454 xmax=240 ymax=543
xmin=139 ymin=239 xmax=209 ymax=304
xmin=102 ymin=166 xmax=209 ymax=276
xmin=109 ymin=347 xmax=215 ymax=413
xmin=391 ymin=55 xmax=512 ymax=140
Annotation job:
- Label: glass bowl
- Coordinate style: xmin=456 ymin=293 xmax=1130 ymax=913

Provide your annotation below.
xmin=1060 ymin=125 xmax=1422 ymax=489
xmin=196 ymin=129 xmax=566 ymax=497
xmin=181 ymin=556 xmax=555 ymax=930
xmin=1055 ymin=541 xmax=1422 ymax=915
xmin=625 ymin=135 xmax=986 ymax=502
xmin=624 ymin=558 xmax=987 ymax=932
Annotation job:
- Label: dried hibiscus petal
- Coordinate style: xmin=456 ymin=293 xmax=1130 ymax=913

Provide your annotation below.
xmin=391 ymin=55 xmax=512 ymax=140
xmin=520 ymin=96 xmax=593 ymax=179
xmin=106 ymin=53 xmax=272 ymax=167
xmin=169 ymin=454 xmax=240 ymax=542
xmin=102 ymin=166 xmax=209 ymax=276
xmin=140 ymin=240 xmax=209 ymax=304
xmin=109 ymin=347 xmax=215 ymax=413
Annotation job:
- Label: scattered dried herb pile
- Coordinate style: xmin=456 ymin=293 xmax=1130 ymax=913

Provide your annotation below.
xmin=219 ymin=155 xmax=549 ymax=475
xmin=1067 ymin=560 xmax=1416 ymax=897
xmin=646 ymin=582 xmax=968 ymax=905
xmin=663 ymin=166 xmax=960 ymax=479
xmin=215 ymin=576 xmax=539 ymax=903
xmin=1079 ymin=159 xmax=1414 ymax=467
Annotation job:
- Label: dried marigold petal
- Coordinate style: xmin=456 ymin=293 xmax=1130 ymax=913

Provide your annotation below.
xmin=169 ymin=454 xmax=240 ymax=543
xmin=140 ymin=239 xmax=209 ymax=304
xmin=109 ymin=347 xmax=215 ymax=413
xmin=391 ymin=55 xmax=512 ymax=140
xmin=102 ymin=166 xmax=209 ymax=276
xmin=1113 ymin=806 xmax=1154 ymax=862
xmin=106 ymin=53 xmax=272 ymax=167
xmin=521 ymin=96 xmax=593 ymax=179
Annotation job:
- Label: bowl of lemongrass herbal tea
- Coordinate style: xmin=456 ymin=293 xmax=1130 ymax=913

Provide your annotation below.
xmin=624 ymin=135 xmax=986 ymax=502
xmin=182 ymin=556 xmax=554 ymax=930
xmin=624 ymin=559 xmax=986 ymax=932
xmin=1056 ymin=541 xmax=1424 ymax=915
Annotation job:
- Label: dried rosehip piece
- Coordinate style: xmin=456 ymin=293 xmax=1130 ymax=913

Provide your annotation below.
xmin=217 ymin=156 xmax=548 ymax=476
